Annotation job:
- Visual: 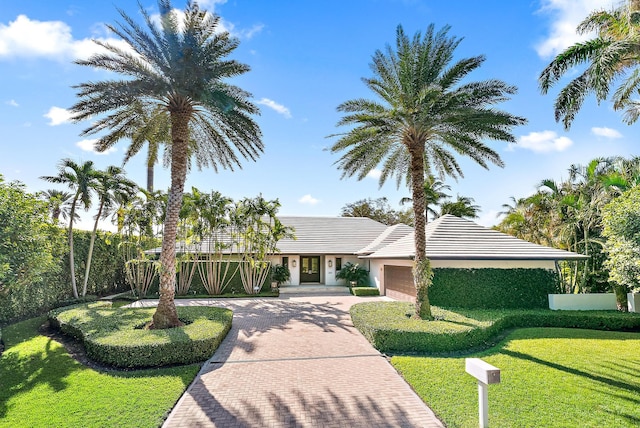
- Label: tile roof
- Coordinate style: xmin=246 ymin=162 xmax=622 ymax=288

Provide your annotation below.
xmin=355 ymin=223 xmax=414 ymax=255
xmin=363 ymin=214 xmax=587 ymax=261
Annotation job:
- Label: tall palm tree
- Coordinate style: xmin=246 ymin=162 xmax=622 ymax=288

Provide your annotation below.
xmin=83 ymin=166 xmax=138 ymax=297
xmin=400 ymin=175 xmax=451 ymax=222
xmin=331 ymin=24 xmax=526 ymax=319
xmin=70 ymin=1 xmax=262 ymax=328
xmin=38 ymin=189 xmax=76 ymax=223
xmin=41 ymin=159 xmax=98 ymax=299
xmin=539 ymin=0 xmax=640 ymax=128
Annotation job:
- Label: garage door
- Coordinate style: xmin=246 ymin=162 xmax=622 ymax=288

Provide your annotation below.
xmin=384 ymin=265 xmax=416 ymax=302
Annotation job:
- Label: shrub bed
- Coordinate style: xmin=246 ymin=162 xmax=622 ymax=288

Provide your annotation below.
xmin=350 ymin=301 xmax=640 ymax=354
xmin=49 ymin=302 xmax=233 ymax=368
xmin=351 ymin=287 xmax=380 ymax=296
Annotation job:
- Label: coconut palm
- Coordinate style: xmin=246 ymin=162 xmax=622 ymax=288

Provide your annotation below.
xmin=400 ymin=175 xmax=451 ymax=222
xmin=438 ymin=195 xmax=480 ymax=219
xmin=41 ymin=159 xmax=98 ymax=299
xmin=70 ymin=1 xmax=262 ymax=328
xmin=82 ymin=166 xmax=138 ymax=297
xmin=38 ymin=189 xmax=77 ymax=224
xmin=539 ymin=0 xmax=640 ymax=128
xmin=331 ymin=24 xmax=526 ymax=319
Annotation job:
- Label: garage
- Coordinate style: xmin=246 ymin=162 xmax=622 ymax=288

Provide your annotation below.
xmin=384 ymin=265 xmax=415 ymax=301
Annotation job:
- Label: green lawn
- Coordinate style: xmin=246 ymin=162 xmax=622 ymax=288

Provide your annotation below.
xmin=0 ymin=316 xmax=200 ymax=428
xmin=393 ymin=328 xmax=640 ymax=428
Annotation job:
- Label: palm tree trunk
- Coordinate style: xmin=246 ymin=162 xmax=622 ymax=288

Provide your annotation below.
xmin=152 ymin=109 xmax=190 ymax=329
xmin=69 ymin=193 xmax=80 ymax=299
xmin=409 ymin=140 xmax=433 ymax=320
xmin=82 ymin=200 xmax=104 ymax=297
xmin=147 ymin=161 xmax=154 ymax=193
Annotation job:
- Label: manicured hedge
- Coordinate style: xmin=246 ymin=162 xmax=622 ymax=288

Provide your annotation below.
xmin=351 ymin=287 xmax=380 ymax=296
xmin=48 ymin=302 xmax=233 ymax=368
xmin=350 ymin=301 xmax=640 ymax=354
xmin=429 ymin=268 xmax=560 ymax=309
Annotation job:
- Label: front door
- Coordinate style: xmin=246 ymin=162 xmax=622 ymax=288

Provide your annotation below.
xmin=300 ymin=256 xmax=321 ymax=283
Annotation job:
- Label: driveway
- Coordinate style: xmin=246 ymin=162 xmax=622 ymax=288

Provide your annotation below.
xmin=134 ymin=295 xmax=443 ymax=427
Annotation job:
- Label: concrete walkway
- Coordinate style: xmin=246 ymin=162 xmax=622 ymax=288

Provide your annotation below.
xmin=133 ymin=295 xmax=443 ymax=428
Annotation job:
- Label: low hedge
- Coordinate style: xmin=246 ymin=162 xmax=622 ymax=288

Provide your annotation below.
xmin=351 ymin=287 xmax=380 ymax=296
xmin=48 ymin=302 xmax=233 ymax=368
xmin=351 ymin=301 xmax=640 ymax=354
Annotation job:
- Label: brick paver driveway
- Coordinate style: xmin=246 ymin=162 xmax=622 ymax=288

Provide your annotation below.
xmin=135 ymin=295 xmax=443 ymax=427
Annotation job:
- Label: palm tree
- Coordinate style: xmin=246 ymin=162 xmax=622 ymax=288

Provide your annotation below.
xmin=41 ymin=159 xmax=98 ymax=299
xmin=70 ymin=1 xmax=262 ymax=328
xmin=82 ymin=166 xmax=138 ymax=297
xmin=539 ymin=0 xmax=640 ymax=128
xmin=438 ymin=195 xmax=480 ymax=219
xmin=400 ymin=175 xmax=451 ymax=222
xmin=38 ymin=189 xmax=76 ymax=223
xmin=330 ymin=24 xmax=526 ymax=319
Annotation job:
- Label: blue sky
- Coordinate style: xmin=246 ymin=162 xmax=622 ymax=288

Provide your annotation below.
xmin=0 ymin=0 xmax=633 ymax=231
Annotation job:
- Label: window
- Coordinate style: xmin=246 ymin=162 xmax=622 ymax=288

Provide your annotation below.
xmin=282 ymin=256 xmax=289 ymax=267
xmin=335 ymin=257 xmax=342 ymax=271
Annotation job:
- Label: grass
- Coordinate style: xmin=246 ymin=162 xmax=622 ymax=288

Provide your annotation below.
xmin=0 ymin=316 xmax=200 ymax=428
xmin=393 ymin=328 xmax=640 ymax=428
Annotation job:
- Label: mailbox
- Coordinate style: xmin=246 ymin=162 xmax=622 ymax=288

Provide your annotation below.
xmin=465 ymin=358 xmax=501 ymax=384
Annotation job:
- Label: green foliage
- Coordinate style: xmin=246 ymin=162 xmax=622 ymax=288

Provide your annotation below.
xmin=350 ymin=287 xmax=380 ymax=296
xmin=429 ymin=268 xmax=559 ymax=309
xmin=271 ymin=264 xmax=290 ymax=285
xmin=49 ymin=302 xmax=233 ymax=368
xmin=393 ymin=328 xmax=640 ymax=427
xmin=602 ymin=187 xmax=640 ymax=293
xmin=336 ymin=262 xmax=370 ymax=286
xmin=0 ymin=316 xmax=199 ymax=427
xmin=350 ymin=301 xmax=640 ymax=354
xmin=340 ymin=197 xmax=411 ymax=225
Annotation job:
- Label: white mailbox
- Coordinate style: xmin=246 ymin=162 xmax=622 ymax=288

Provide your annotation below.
xmin=465 ymin=358 xmax=500 ymax=428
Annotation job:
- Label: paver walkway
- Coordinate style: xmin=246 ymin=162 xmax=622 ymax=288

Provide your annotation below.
xmin=133 ymin=295 xmax=443 ymax=427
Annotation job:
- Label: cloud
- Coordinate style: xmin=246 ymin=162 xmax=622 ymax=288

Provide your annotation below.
xmin=76 ymin=139 xmax=116 ymax=155
xmin=510 ymin=130 xmax=573 ymax=153
xmin=591 ymin=126 xmax=622 ymax=138
xmin=535 ymin=0 xmax=614 ymax=58
xmin=44 ymin=106 xmax=74 ymax=126
xmin=0 ymin=15 xmax=131 ymax=61
xmin=298 ymin=194 xmax=319 ymax=205
xmin=256 ymin=98 xmax=292 ymax=118
xmin=366 ymin=169 xmax=382 ymax=179
xmin=5 ymin=99 xmax=18 ymax=107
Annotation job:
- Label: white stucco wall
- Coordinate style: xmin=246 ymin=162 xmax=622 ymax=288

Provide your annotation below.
xmin=549 ymin=293 xmax=617 ymax=311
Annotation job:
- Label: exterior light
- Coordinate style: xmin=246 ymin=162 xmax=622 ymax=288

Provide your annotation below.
xmin=328 ymin=260 xmax=333 ymax=267
xmin=292 ymin=260 xmax=297 ymax=268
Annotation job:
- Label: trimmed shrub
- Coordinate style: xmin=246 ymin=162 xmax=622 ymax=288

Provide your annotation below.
xmin=350 ymin=301 xmax=640 ymax=354
xmin=429 ymin=268 xmax=560 ymax=309
xmin=49 ymin=302 xmax=233 ymax=368
xmin=351 ymin=287 xmax=380 ymax=296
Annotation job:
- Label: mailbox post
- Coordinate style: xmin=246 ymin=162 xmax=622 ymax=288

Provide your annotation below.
xmin=465 ymin=358 xmax=500 ymax=428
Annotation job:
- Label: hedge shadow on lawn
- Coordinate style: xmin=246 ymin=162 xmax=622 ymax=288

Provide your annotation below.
xmin=350 ymin=301 xmax=640 ymax=354
xmin=48 ymin=302 xmax=233 ymax=368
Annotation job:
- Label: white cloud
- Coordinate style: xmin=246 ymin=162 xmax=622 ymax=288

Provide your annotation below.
xmin=298 ymin=194 xmax=319 ymax=205
xmin=511 ymin=130 xmax=573 ymax=153
xmin=76 ymin=139 xmax=116 ymax=155
xmin=535 ymin=0 xmax=616 ymax=58
xmin=44 ymin=106 xmax=74 ymax=126
xmin=366 ymin=168 xmax=382 ymax=179
xmin=591 ymin=126 xmax=622 ymax=138
xmin=5 ymin=99 xmax=18 ymax=107
xmin=0 ymin=14 xmax=128 ymax=61
xmin=256 ymin=98 xmax=292 ymax=119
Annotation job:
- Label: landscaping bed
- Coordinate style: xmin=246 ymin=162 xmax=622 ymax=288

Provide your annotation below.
xmin=49 ymin=302 xmax=233 ymax=368
xmin=350 ymin=301 xmax=640 ymax=354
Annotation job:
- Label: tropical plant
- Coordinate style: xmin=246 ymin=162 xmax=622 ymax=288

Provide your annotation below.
xmin=83 ymin=166 xmax=138 ymax=297
xmin=41 ymin=159 xmax=98 ymax=299
xmin=271 ymin=264 xmax=291 ymax=287
xmin=38 ymin=189 xmax=77 ymax=224
xmin=335 ymin=262 xmax=369 ymax=287
xmin=400 ymin=175 xmax=451 ymax=222
xmin=70 ymin=1 xmax=263 ymax=328
xmin=340 ymin=197 xmax=404 ymax=225
xmin=330 ymin=24 xmax=526 ymax=319
xmin=539 ymin=0 xmax=640 ymax=128
xmin=437 ymin=195 xmax=480 ymax=219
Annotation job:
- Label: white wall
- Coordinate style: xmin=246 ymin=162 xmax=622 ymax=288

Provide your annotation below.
xmin=548 ymin=293 xmax=617 ymax=311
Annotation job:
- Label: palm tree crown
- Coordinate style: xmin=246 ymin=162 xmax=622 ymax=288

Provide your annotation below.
xmin=331 ymin=24 xmax=526 ymax=319
xmin=70 ymin=0 xmax=262 ymax=328
xmin=539 ymin=0 xmax=640 ymax=128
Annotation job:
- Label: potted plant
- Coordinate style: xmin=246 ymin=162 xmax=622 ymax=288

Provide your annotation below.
xmin=335 ymin=262 xmax=369 ymax=288
xmin=271 ymin=264 xmax=291 ymax=290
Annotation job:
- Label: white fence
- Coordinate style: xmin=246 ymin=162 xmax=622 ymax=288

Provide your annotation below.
xmin=548 ymin=293 xmax=617 ymax=311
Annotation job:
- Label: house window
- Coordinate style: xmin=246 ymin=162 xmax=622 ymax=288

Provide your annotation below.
xmin=335 ymin=257 xmax=342 ymax=271
xmin=282 ymin=256 xmax=289 ymax=267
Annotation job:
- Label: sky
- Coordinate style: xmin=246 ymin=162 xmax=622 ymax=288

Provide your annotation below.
xmin=0 ymin=0 xmax=635 ymax=231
